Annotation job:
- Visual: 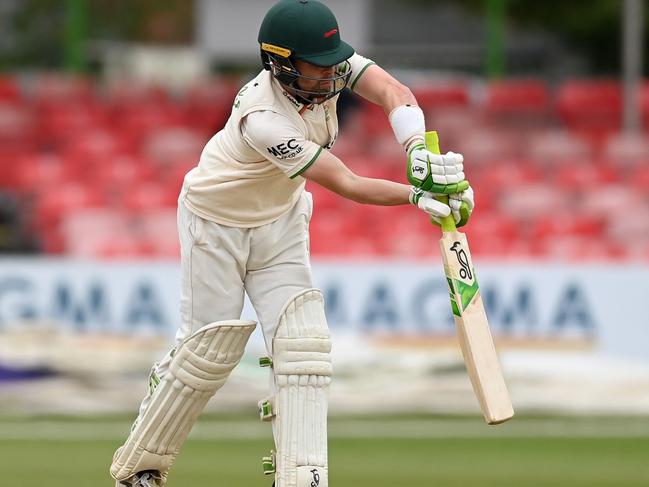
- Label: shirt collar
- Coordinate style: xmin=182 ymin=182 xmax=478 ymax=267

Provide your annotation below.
xmin=271 ymin=76 xmax=313 ymax=113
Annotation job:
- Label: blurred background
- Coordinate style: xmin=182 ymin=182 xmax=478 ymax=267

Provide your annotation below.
xmin=1 ymin=1 xmax=648 ymax=485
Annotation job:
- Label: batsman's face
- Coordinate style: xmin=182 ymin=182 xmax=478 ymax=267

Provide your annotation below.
xmin=294 ymin=59 xmax=336 ymax=94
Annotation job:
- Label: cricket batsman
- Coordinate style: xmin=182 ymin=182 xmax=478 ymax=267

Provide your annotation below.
xmin=110 ymin=1 xmax=474 ymax=486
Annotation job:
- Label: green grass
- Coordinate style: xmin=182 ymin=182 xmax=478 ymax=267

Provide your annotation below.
xmin=1 ymin=416 xmax=648 ymax=486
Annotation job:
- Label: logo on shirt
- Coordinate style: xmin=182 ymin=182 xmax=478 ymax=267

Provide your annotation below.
xmin=324 ymin=132 xmax=337 ymax=150
xmin=282 ymin=90 xmax=302 ymax=110
xmin=267 ymin=138 xmax=304 ymax=159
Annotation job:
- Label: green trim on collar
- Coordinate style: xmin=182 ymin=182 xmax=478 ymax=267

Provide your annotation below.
xmin=290 ymin=147 xmax=323 ymax=179
xmin=350 ymin=62 xmax=376 ymax=91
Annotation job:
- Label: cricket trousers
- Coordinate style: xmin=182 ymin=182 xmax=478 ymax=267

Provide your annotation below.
xmin=137 ymin=191 xmax=316 ymax=417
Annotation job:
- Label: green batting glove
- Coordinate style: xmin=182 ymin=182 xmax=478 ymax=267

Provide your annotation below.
xmin=429 ymin=185 xmax=475 ymax=228
xmin=407 ymin=144 xmax=468 ymax=194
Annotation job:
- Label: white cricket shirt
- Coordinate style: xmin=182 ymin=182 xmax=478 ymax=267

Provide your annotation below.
xmin=180 ymin=53 xmax=374 ymax=227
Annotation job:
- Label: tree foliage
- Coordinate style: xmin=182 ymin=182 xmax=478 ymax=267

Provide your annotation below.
xmin=459 ymin=0 xmax=644 ymax=74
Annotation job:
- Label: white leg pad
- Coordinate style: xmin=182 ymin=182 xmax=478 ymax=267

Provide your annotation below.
xmin=111 ymin=320 xmax=256 ymax=483
xmin=272 ymin=289 xmax=332 ymax=487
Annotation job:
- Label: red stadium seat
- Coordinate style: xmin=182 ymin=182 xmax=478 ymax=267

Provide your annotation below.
xmin=186 ymin=78 xmax=240 ymax=102
xmin=484 ymin=79 xmax=550 ymax=128
xmin=120 ymin=182 xmax=178 ymax=213
xmin=553 ymin=163 xmax=619 ymax=189
xmin=411 ymin=81 xmax=469 ymax=111
xmin=359 ymin=100 xmax=392 ymax=138
xmin=8 ymin=74 xmax=646 ymax=261
xmin=0 ymin=76 xmax=20 ymax=102
xmin=33 ymin=183 xmax=105 ymax=253
xmin=556 ymin=80 xmax=622 ymax=138
xmin=579 ymin=184 xmax=644 ymax=217
xmin=163 ymin=160 xmax=196 ymax=195
xmin=142 ymin=127 xmax=207 ymax=167
xmin=607 ymin=205 xmax=649 ymax=243
xmin=544 ymin=236 xmax=627 ymax=261
xmin=94 ymin=155 xmax=158 ymax=198
xmin=309 ymin=206 xmax=367 ymax=255
xmin=307 ymin=183 xmax=343 ymax=212
xmin=384 ymin=232 xmax=437 ymax=258
xmin=454 ymin=129 xmax=523 ymax=166
xmin=639 ymin=81 xmax=649 ymax=130
xmin=630 ymin=165 xmax=649 ymax=190
xmin=425 ymin=107 xmax=481 ymax=150
xmin=32 ymin=75 xmax=95 ymax=107
xmin=365 ymin=136 xmax=406 ymax=163
xmin=137 ymin=209 xmax=181 ymax=258
xmin=95 ymin=234 xmax=147 ymax=259
xmin=530 ymin=213 xmax=605 ymax=240
xmin=329 ymin=130 xmax=364 ymax=159
xmin=499 ymin=185 xmax=568 ymax=220
xmin=486 ymin=79 xmax=549 ymax=113
xmin=114 ymin=104 xmax=186 ymax=152
xmin=38 ymin=104 xmax=108 ymax=148
xmin=34 ymin=182 xmax=104 ymax=221
xmin=103 ymin=81 xmax=170 ymax=108
xmin=477 ymin=161 xmax=544 ymax=187
xmin=14 ymin=154 xmax=67 ymax=193
xmin=463 ymin=212 xmax=519 ymax=242
xmin=184 ymin=77 xmax=240 ymax=132
xmin=60 ymin=209 xmax=130 ymax=256
xmin=466 ymin=235 xmax=519 ymax=258
xmin=526 ymin=130 xmax=593 ymax=166
xmin=603 ymin=132 xmax=649 ymax=166
xmin=0 ymin=103 xmax=36 ymax=154
xmin=61 ymin=129 xmax=129 ymax=181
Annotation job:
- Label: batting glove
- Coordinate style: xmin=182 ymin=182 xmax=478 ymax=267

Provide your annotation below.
xmin=429 ymin=185 xmax=475 ymax=228
xmin=409 ymin=187 xmax=451 ymax=219
xmin=407 ymin=144 xmax=466 ymax=194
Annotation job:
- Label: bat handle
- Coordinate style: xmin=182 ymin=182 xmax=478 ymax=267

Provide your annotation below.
xmin=425 ymin=131 xmax=457 ymax=233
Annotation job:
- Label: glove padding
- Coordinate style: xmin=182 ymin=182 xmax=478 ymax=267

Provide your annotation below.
xmin=434 ymin=185 xmax=475 ymax=228
xmin=407 ymin=144 xmax=466 ymax=194
xmin=411 ymin=184 xmax=474 ymax=228
xmin=409 ymin=187 xmax=451 ymax=219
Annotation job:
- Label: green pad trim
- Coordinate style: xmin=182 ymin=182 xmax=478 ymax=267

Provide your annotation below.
xmin=259 ymin=356 xmax=273 ymax=368
xmin=262 ymin=452 xmax=276 ymax=475
xmin=258 ymin=400 xmax=274 ymax=421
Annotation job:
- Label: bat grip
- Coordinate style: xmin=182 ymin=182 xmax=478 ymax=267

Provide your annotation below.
xmin=425 ymin=131 xmax=457 ymax=233
xmin=435 ymin=195 xmax=457 ymax=232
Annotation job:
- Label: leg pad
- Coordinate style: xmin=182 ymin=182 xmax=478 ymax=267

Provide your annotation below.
xmin=269 ymin=289 xmax=331 ymax=487
xmin=111 ymin=320 xmax=256 ymax=482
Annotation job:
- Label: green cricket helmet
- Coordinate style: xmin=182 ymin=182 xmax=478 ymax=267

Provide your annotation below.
xmin=258 ymin=0 xmax=355 ymax=103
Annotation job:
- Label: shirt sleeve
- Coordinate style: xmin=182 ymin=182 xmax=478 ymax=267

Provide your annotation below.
xmin=241 ymin=110 xmax=323 ymax=179
xmin=347 ymin=53 xmax=376 ymax=92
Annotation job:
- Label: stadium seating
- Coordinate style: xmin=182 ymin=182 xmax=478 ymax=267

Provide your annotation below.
xmin=1 ymin=73 xmax=647 ymax=260
xmin=0 ymin=76 xmax=20 ymax=102
xmin=484 ymin=79 xmax=550 ymax=129
xmin=556 ymin=80 xmax=622 ymax=149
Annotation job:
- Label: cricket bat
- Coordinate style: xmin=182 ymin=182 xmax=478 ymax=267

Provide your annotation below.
xmin=426 ymin=130 xmax=514 ymax=425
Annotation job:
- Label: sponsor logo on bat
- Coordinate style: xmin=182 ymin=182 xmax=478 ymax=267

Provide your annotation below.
xmin=310 ymin=468 xmax=320 ymax=486
xmin=450 ymin=241 xmax=472 ymax=280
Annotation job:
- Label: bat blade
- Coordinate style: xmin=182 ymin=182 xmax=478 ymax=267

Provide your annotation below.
xmin=440 ymin=230 xmax=514 ymax=425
